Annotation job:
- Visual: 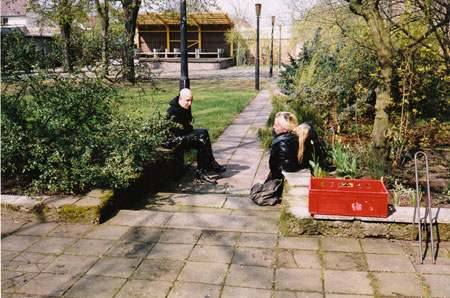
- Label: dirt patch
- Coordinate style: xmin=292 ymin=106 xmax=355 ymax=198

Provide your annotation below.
xmin=389 ymin=149 xmax=450 ymax=208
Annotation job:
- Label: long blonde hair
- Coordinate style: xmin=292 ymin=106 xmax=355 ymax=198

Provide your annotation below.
xmin=274 ymin=112 xmax=310 ymax=163
xmin=293 ymin=123 xmax=310 ymax=163
xmin=274 ymin=112 xmax=298 ymax=132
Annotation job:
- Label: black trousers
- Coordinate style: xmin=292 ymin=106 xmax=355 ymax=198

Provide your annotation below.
xmin=167 ymin=129 xmax=215 ymax=171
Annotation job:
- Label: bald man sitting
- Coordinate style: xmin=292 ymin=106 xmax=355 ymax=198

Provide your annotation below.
xmin=164 ymin=88 xmax=226 ymax=184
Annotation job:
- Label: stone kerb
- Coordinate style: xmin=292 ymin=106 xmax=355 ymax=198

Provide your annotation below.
xmin=281 ymin=169 xmax=312 ymax=219
xmin=280 ymin=172 xmax=450 ymax=240
xmin=1 ymin=189 xmax=114 ymax=224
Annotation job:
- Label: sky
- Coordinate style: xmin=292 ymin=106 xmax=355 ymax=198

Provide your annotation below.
xmin=214 ymin=0 xmax=317 ymax=27
xmin=214 ymin=0 xmax=292 ymax=27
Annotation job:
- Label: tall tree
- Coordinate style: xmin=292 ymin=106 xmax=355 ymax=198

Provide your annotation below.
xmin=30 ymin=0 xmax=87 ymax=71
xmin=346 ymin=0 xmax=394 ymax=149
xmin=94 ymin=0 xmax=110 ymax=76
xmin=121 ymin=0 xmax=141 ymax=84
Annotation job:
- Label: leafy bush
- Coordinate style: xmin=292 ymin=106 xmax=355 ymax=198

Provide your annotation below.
xmin=256 ymin=127 xmax=273 ymax=151
xmin=1 ymin=72 xmax=171 ymax=194
xmin=1 ymin=29 xmax=41 ymax=76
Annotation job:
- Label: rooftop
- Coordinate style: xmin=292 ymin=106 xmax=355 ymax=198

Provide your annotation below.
xmin=137 ymin=12 xmax=234 ymax=26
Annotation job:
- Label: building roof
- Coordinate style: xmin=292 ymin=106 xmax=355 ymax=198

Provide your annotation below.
xmin=1 ymin=0 xmax=28 ymax=16
xmin=137 ymin=12 xmax=234 ymax=27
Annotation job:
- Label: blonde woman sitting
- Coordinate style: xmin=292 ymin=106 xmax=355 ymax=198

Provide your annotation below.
xmin=266 ymin=111 xmax=321 ymax=181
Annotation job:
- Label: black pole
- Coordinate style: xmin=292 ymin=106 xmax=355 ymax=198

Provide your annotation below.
xmin=269 ymin=16 xmax=274 ymax=78
xmin=255 ymin=6 xmax=260 ymax=90
xmin=180 ymin=0 xmax=190 ymax=90
xmin=278 ymin=25 xmax=282 ymax=68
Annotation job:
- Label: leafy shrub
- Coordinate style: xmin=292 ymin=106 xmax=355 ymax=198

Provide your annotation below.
xmin=256 ymin=127 xmax=273 ymax=151
xmin=1 ymin=29 xmax=41 ymax=76
xmin=1 ymin=72 xmax=171 ymax=194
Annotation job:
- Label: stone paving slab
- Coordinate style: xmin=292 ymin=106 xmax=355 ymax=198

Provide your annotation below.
xmin=372 ymin=272 xmax=424 ymax=297
xmin=324 ymin=270 xmax=373 ymax=295
xmin=165 ymin=212 xmax=278 ymax=233
xmin=197 ymin=230 xmax=240 ymax=246
xmin=4 ymin=252 xmax=56 ymax=273
xmin=321 ymin=238 xmax=362 ymax=252
xmin=323 ymin=251 xmax=365 ymax=271
xmin=422 ymin=274 xmax=450 ymax=297
xmin=17 ymin=272 xmax=78 ymax=296
xmin=275 ymin=268 xmax=322 ymax=291
xmin=2 ymin=82 xmax=450 ymax=298
xmin=233 ymin=247 xmax=275 ymax=266
xmin=226 ymin=264 xmax=274 ymax=289
xmin=87 ymin=257 xmax=140 ymax=279
xmin=189 ymin=244 xmax=234 ymax=263
xmin=224 ymin=195 xmax=280 ymax=211
xmin=106 ymin=241 xmax=154 ymax=258
xmin=43 ymin=255 xmax=97 ymax=276
xmin=178 ymin=261 xmax=228 ymax=284
xmin=178 ymin=206 xmax=231 ymax=215
xmin=279 ymin=237 xmax=320 ymax=250
xmin=223 ymin=286 xmax=272 ymax=298
xmin=148 ymin=193 xmax=227 ymax=208
xmin=116 ymin=279 xmax=172 ymax=298
xmin=230 ymin=209 xmax=281 ymax=218
xmin=237 ymin=233 xmax=278 ymax=248
xmin=105 ymin=210 xmax=174 ymax=227
xmin=168 ymin=282 xmax=221 ymax=298
xmin=25 ymin=236 xmax=76 ymax=254
xmin=366 ymin=253 xmax=416 ymax=272
xmin=132 ymin=259 xmax=184 ymax=281
xmin=64 ymin=275 xmax=126 ymax=298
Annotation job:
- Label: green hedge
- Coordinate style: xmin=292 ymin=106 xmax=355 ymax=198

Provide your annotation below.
xmin=1 ymin=73 xmax=171 ymax=194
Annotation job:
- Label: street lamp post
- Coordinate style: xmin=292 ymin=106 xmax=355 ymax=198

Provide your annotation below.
xmin=278 ymin=25 xmax=282 ymax=68
xmin=180 ymin=0 xmax=190 ymax=90
xmin=269 ymin=16 xmax=275 ymax=78
xmin=255 ymin=3 xmax=261 ymax=90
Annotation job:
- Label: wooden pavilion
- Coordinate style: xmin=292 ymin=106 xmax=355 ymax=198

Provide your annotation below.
xmin=136 ymin=12 xmax=234 ymax=62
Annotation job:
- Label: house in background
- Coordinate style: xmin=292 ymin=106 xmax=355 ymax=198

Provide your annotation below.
xmin=1 ymin=0 xmax=57 ymax=55
xmin=136 ymin=12 xmax=234 ymax=70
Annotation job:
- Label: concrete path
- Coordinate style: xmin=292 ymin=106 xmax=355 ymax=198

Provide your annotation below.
xmin=2 ymin=76 xmax=450 ymax=297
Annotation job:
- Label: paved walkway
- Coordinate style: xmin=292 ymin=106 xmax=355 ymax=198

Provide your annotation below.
xmin=2 ymin=75 xmax=450 ymax=297
xmin=155 ymin=66 xmax=271 ymax=79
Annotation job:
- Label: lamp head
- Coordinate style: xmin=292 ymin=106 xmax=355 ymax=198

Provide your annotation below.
xmin=272 ymin=16 xmax=275 ymax=25
xmin=255 ymin=3 xmax=261 ymax=16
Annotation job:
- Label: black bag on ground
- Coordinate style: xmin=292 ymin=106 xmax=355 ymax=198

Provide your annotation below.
xmin=250 ymin=178 xmax=284 ymax=206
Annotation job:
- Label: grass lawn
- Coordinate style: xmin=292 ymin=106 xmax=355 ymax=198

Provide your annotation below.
xmin=117 ymin=77 xmax=269 ymax=142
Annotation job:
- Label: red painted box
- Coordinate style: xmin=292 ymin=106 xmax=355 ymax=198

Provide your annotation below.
xmin=309 ymin=178 xmax=389 ymax=217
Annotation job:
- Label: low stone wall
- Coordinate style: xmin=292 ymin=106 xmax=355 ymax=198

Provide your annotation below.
xmin=140 ymin=58 xmax=233 ymax=71
xmin=1 ymin=150 xmax=185 ymax=224
xmin=281 ymin=171 xmax=450 ymax=241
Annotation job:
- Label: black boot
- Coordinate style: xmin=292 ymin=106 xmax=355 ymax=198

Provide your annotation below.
xmin=209 ymin=160 xmax=226 ymax=173
xmin=196 ymin=170 xmax=217 ymax=184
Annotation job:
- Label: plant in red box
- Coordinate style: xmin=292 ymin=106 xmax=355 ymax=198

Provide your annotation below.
xmin=330 ymin=139 xmax=358 ymax=179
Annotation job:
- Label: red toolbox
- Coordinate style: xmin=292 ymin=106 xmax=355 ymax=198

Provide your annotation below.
xmin=309 ymin=178 xmax=389 ymax=217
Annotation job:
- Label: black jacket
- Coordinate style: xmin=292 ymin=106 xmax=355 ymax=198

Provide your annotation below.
xmin=166 ymin=96 xmax=194 ymax=136
xmin=269 ymin=122 xmax=321 ymax=180
xmin=269 ymin=132 xmax=301 ymax=180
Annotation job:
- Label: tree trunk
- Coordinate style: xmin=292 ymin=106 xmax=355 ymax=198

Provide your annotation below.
xmin=121 ymin=0 xmax=141 ymax=84
xmin=95 ymin=0 xmax=109 ymax=77
xmin=348 ymin=0 xmax=393 ymax=148
xmin=60 ymin=22 xmax=72 ymax=72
